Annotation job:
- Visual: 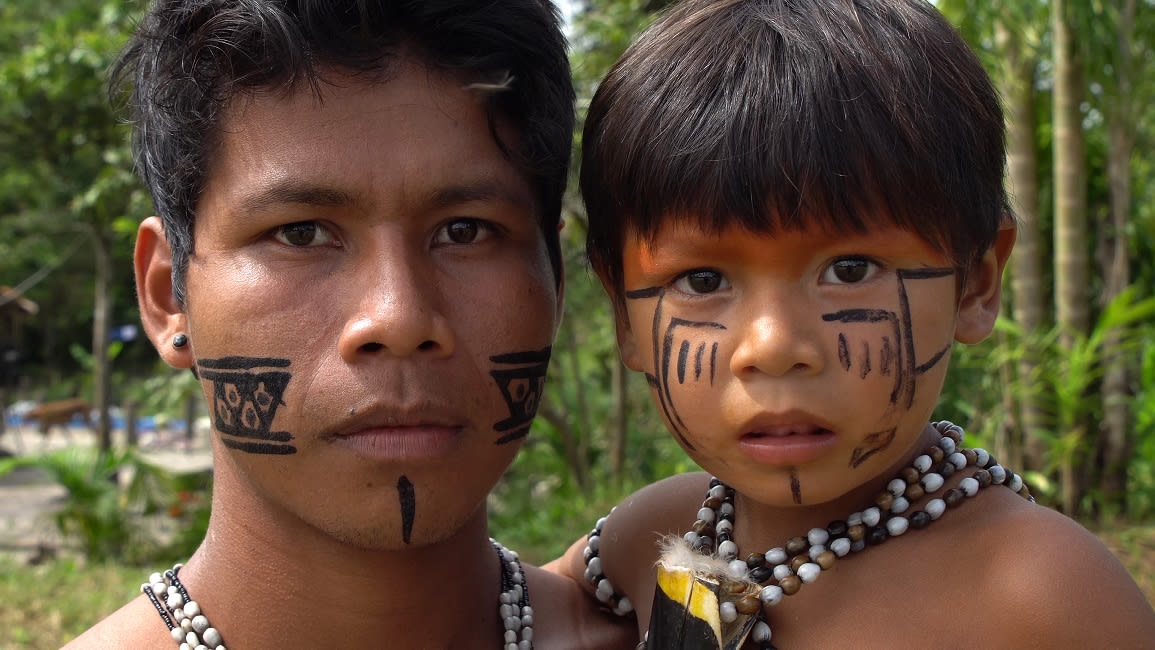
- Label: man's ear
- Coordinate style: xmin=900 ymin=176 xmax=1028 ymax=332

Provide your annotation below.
xmin=136 ymin=216 xmax=193 ymax=369
xmin=955 ymin=219 xmax=1017 ymax=344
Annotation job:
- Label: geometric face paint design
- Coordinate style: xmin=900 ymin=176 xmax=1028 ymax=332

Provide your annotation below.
xmin=196 ymin=356 xmax=295 ymax=455
xmin=822 ymin=267 xmax=955 ymax=468
xmin=397 ymin=475 xmax=415 ymax=544
xmin=489 ymin=346 xmax=552 ymax=445
xmin=625 ymin=286 xmax=727 ymax=451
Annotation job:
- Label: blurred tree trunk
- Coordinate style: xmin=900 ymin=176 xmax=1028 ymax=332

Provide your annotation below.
xmin=996 ymin=17 xmax=1044 ymax=473
xmin=1097 ymin=0 xmax=1138 ymax=520
xmin=1052 ymin=0 xmax=1090 ymax=515
xmin=89 ymin=224 xmax=113 ymax=452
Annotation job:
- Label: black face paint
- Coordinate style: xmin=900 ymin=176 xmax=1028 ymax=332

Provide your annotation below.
xmin=397 ymin=475 xmax=415 ymax=544
xmin=850 ymin=427 xmax=897 ymax=468
xmin=823 ymin=267 xmax=955 ymax=408
xmin=790 ymin=469 xmax=802 ymax=504
xmin=197 ymin=356 xmax=295 ymax=455
xmin=489 ymin=346 xmax=551 ymax=444
xmin=626 ymin=286 xmax=727 ymax=452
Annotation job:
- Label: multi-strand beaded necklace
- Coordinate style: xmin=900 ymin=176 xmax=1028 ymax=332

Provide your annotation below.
xmin=143 ymin=538 xmax=534 ymax=650
xmin=583 ymin=420 xmax=1034 ymax=649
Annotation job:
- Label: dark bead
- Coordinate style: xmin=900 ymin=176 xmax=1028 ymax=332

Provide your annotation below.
xmin=847 ymin=523 xmax=866 ymax=542
xmin=928 ymin=446 xmax=945 ymax=463
xmin=944 ymin=488 xmax=965 ymax=507
xmin=904 ymin=483 xmax=925 ymax=501
xmin=815 ymin=550 xmax=836 ymax=569
xmin=901 ymin=467 xmax=921 ymax=484
xmin=704 ymin=496 xmax=723 ymax=509
xmin=826 ymin=520 xmax=848 ymax=537
xmin=737 ymin=594 xmax=762 ymax=615
xmin=910 ymin=511 xmax=932 ymax=529
xmin=962 ymin=449 xmax=978 ymax=466
xmin=974 ymin=469 xmax=992 ymax=487
xmin=938 ymin=462 xmax=955 ymax=479
xmin=692 ymin=520 xmax=715 ymax=536
xmin=749 ymin=566 xmax=773 ymax=584
xmin=747 ymin=553 xmax=766 ymax=569
xmin=866 ymin=526 xmax=888 ymax=546
xmin=790 ymin=555 xmax=808 ymax=572
xmin=710 ymin=477 xmax=722 ymax=488
xmin=875 ymin=491 xmax=894 ymax=511
xmin=717 ymin=532 xmax=732 ymax=544
xmin=785 ymin=536 xmax=808 ymax=556
xmin=779 ymin=575 xmax=801 ymax=595
xmin=984 ymin=455 xmax=998 ymax=469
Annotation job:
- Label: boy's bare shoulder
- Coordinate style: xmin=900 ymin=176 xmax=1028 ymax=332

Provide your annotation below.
xmin=61 ymin=594 xmax=173 ymax=649
xmin=944 ymin=488 xmax=1155 ymax=644
xmin=524 ymin=563 xmax=638 ymax=649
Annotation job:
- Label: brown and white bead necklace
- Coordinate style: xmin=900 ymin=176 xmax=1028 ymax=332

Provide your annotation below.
xmin=143 ymin=538 xmax=534 ymax=650
xmin=583 ymin=420 xmax=1034 ymax=649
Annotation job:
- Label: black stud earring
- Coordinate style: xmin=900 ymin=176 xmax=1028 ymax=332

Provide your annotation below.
xmin=173 ymin=333 xmax=188 ymax=349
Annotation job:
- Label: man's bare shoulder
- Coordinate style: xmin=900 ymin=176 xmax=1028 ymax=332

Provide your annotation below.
xmin=61 ymin=594 xmax=173 ymax=649
xmin=524 ymin=563 xmax=637 ymax=649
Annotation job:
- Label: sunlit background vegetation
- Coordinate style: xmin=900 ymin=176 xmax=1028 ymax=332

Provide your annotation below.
xmin=1 ymin=0 xmax=1153 ymax=647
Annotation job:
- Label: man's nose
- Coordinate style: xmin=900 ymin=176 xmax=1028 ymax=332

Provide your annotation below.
xmin=337 ymin=246 xmax=455 ymax=361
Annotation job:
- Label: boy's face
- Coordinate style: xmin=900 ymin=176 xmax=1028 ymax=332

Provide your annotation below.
xmin=136 ymin=58 xmax=561 ymax=548
xmin=614 ymin=219 xmax=1004 ymax=507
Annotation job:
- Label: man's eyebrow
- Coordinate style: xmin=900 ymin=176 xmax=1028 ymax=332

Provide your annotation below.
xmin=426 ymin=181 xmax=533 ymax=211
xmin=237 ymin=181 xmax=357 ymax=214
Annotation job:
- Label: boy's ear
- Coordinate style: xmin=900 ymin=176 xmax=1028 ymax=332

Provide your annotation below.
xmin=955 ymin=219 xmax=1017 ymax=344
xmin=136 ymin=216 xmax=194 ymax=369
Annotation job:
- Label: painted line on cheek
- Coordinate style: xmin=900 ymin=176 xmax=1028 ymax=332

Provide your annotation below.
xmin=849 ymin=428 xmax=897 ymax=469
xmin=694 ymin=343 xmax=705 ymax=381
xmin=859 ymin=340 xmax=872 ymax=379
xmin=880 ymin=336 xmax=894 ymax=376
xmin=838 ymin=333 xmax=851 ymax=372
xmin=397 ymin=475 xmax=415 ymax=544
xmin=709 ymin=342 xmax=718 ymax=385
xmin=677 ymin=340 xmax=690 ymax=384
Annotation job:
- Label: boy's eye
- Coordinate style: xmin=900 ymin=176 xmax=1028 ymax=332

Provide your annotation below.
xmin=274 ymin=221 xmax=337 ymax=247
xmin=435 ymin=218 xmax=495 ymax=245
xmin=673 ymin=269 xmax=729 ymax=295
xmin=822 ymin=257 xmax=879 ymax=284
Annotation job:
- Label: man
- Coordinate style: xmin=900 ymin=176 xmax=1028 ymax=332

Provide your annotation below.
xmin=66 ymin=1 xmax=634 ymax=647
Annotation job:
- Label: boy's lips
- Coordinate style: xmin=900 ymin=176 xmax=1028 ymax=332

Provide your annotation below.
xmin=737 ymin=413 xmax=838 ymax=465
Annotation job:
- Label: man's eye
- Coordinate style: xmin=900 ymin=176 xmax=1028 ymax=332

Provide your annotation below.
xmin=435 ymin=219 xmax=495 ymax=245
xmin=273 ymin=221 xmax=336 ymax=247
xmin=822 ymin=258 xmax=879 ymax=284
xmin=673 ymin=269 xmax=729 ymax=295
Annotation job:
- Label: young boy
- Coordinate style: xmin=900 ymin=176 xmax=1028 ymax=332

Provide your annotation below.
xmin=65 ymin=1 xmax=638 ymax=648
xmin=558 ymin=0 xmax=1155 ymax=647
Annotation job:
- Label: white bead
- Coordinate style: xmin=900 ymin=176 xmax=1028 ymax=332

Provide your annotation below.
xmin=720 ymin=601 xmax=738 ymax=623
xmin=751 ymin=621 xmax=772 ymax=643
xmin=759 ymin=584 xmax=784 ymax=607
xmin=891 ymin=496 xmax=910 ymax=514
xmin=195 ymin=645 xmax=208 ymax=650
xmin=797 ymin=563 xmax=821 ymax=583
xmin=522 ymin=605 xmax=533 ymax=618
xmin=886 ymin=516 xmax=909 ymax=536
xmin=719 ymin=502 xmax=735 ymax=518
xmin=765 ymin=547 xmax=787 ymax=565
xmin=683 ymin=531 xmax=699 ymax=545
xmin=595 ymin=515 xmax=608 ymax=530
xmin=948 ymin=452 xmax=967 ymax=470
xmin=506 ymin=643 xmax=517 ymax=650
xmin=921 ymin=472 xmax=944 ymax=492
xmin=587 ymin=556 xmax=603 ymax=577
xmin=716 ymin=519 xmax=733 ymax=534
xmin=960 ymin=477 xmax=980 ymax=496
xmin=181 ymin=618 xmax=193 ymax=632
xmin=614 ymin=597 xmax=634 ymax=615
xmin=587 ymin=534 xmax=600 ymax=553
xmin=718 ymin=540 xmax=738 ymax=560
xmin=180 ymin=644 xmax=191 ymax=650
xmin=862 ymin=507 xmax=881 ymax=527
xmin=186 ymin=631 xmax=199 ymax=646
xmin=808 ymin=544 xmax=825 ymax=561
xmin=989 ymin=465 xmax=1007 ymax=484
xmin=149 ymin=572 xmax=164 ymax=584
xmin=913 ymin=454 xmax=932 ymax=472
xmin=506 ymin=615 xmax=521 ymax=631
xmin=830 ymin=538 xmax=851 ymax=557
xmin=939 ymin=436 xmax=956 ymax=454
xmin=595 ymin=579 xmax=614 ymax=602
xmin=171 ymin=628 xmax=185 ymax=642
xmin=500 ymin=603 xmax=514 ymax=618
xmin=167 ymin=592 xmax=184 ymax=609
xmin=696 ymin=507 xmax=715 ymax=523
xmin=807 ymin=527 xmax=829 ymax=546
xmin=773 ymin=564 xmax=793 ymax=581
xmin=709 ymin=484 xmax=727 ymax=499
xmin=522 ymin=614 xmax=533 ymax=627
xmin=847 ymin=511 xmax=863 ymax=526
xmin=184 ymin=601 xmax=200 ymax=618
xmin=974 ymin=448 xmax=990 ymax=466
xmin=926 ymin=498 xmax=946 ymax=519
xmin=887 ymin=478 xmax=907 ymax=496
xmin=505 ymin=630 xmax=517 ymax=643
xmin=172 ymin=607 xmax=185 ymax=621
xmin=191 ymin=615 xmax=209 ymax=634
xmin=1009 ymin=474 xmax=1023 ymax=491
xmin=728 ymin=559 xmax=749 ymax=578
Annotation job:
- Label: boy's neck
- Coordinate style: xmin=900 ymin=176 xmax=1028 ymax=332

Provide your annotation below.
xmin=732 ymin=422 xmax=942 ymax=540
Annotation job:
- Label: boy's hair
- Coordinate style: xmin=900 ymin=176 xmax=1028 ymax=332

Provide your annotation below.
xmin=110 ymin=0 xmax=574 ymax=305
xmin=582 ymin=0 xmax=1008 ymax=308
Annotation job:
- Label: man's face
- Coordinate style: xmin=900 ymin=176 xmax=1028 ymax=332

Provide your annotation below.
xmin=179 ymin=59 xmax=560 ymax=548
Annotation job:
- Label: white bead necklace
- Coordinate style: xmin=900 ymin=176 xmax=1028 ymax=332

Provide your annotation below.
xmin=143 ymin=537 xmax=533 ymax=650
xmin=583 ymin=420 xmax=1034 ymax=649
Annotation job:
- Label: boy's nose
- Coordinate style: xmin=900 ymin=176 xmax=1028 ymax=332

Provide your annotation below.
xmin=729 ymin=305 xmax=824 ymax=379
xmin=337 ymin=249 xmax=456 ymax=361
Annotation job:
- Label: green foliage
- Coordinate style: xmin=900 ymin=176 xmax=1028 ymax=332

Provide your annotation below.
xmin=0 ymin=448 xmax=211 ymax=565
